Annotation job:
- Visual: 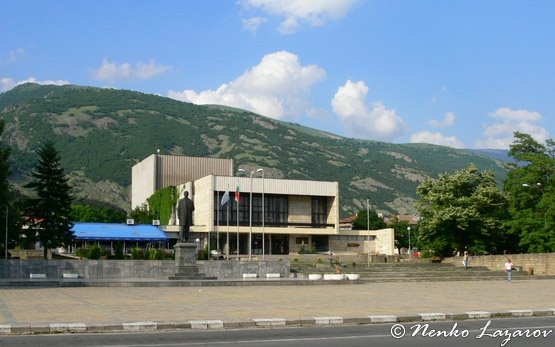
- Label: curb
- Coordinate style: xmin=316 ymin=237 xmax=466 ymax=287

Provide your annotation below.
xmin=0 ymin=308 xmax=553 ymax=335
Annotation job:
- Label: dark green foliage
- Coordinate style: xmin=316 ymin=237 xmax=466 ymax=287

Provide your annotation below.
xmin=128 ymin=203 xmax=155 ymax=224
xmin=0 ymin=83 xmax=508 ymax=216
xmin=197 ymin=245 xmax=209 ymax=260
xmin=70 ymin=204 xmax=127 ymax=223
xmin=130 ymin=247 xmax=171 ymax=260
xmin=504 ymin=132 xmax=555 ymax=253
xmin=114 ymin=241 xmax=124 ymax=259
xmin=387 ymin=218 xmax=412 ymax=250
xmin=0 ymin=119 xmax=22 ymax=254
xmin=352 ymin=209 xmax=386 ymax=230
xmin=416 ymin=164 xmax=509 ymax=256
xmin=75 ymin=243 xmax=105 ymax=259
xmin=147 ymin=186 xmax=179 ymax=225
xmin=298 ymin=244 xmax=317 ymax=254
xmin=23 ymin=141 xmax=74 ymax=258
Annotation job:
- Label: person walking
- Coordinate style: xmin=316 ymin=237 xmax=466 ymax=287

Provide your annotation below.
xmin=504 ymin=258 xmax=513 ymax=283
xmin=463 ymin=251 xmax=469 ymax=269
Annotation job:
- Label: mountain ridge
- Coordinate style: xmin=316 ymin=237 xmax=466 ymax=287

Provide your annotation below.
xmin=0 ymin=83 xmax=509 ymax=216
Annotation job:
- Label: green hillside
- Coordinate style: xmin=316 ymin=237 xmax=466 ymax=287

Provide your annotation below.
xmin=0 ymin=83 xmax=508 ymax=216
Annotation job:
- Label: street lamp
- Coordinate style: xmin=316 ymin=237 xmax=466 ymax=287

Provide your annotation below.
xmin=407 ymin=226 xmax=411 ymax=259
xmin=238 ymin=168 xmax=257 ymax=261
xmin=256 ymin=168 xmax=265 ymax=260
xmin=237 ymin=169 xmax=245 ymax=260
xmin=366 ymin=198 xmax=370 ymax=268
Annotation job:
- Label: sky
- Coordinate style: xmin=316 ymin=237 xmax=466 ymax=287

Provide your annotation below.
xmin=1 ymin=0 xmax=553 ymax=149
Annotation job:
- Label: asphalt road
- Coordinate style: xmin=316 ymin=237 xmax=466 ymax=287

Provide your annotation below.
xmin=1 ymin=317 xmax=553 ymax=347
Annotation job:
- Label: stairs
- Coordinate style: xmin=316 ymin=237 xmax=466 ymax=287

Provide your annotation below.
xmin=290 ymin=261 xmax=555 ymax=283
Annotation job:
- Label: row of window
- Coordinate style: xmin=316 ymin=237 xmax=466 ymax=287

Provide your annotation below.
xmin=213 ymin=193 xmax=329 ymax=226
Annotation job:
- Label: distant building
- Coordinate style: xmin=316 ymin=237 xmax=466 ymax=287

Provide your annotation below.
xmin=384 ymin=214 xmax=420 ymax=225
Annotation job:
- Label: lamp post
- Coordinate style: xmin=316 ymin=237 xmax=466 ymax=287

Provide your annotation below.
xmin=407 ymin=226 xmax=411 ymax=259
xmin=237 ymin=169 xmax=245 ymax=260
xmin=366 ymin=198 xmax=370 ymax=268
xmin=238 ymin=168 xmax=256 ymax=261
xmin=4 ymin=205 xmax=7 ymax=260
xmin=256 ymin=168 xmax=265 ymax=260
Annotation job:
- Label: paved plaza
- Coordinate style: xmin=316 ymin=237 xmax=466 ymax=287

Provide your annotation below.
xmin=0 ymin=279 xmax=554 ymax=326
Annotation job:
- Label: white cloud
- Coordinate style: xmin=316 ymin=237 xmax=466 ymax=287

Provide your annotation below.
xmin=410 ymin=131 xmax=465 ymax=148
xmin=240 ymin=0 xmax=358 ymax=34
xmin=92 ymin=59 xmax=172 ymax=82
xmin=331 ymin=80 xmax=405 ymax=140
xmin=1 ymin=77 xmax=69 ymax=92
xmin=475 ymin=108 xmax=549 ymax=149
xmin=168 ymin=51 xmax=326 ymax=119
xmin=243 ymin=16 xmax=267 ymax=32
xmin=429 ymin=112 xmax=455 ymax=128
xmin=7 ymin=48 xmax=27 ymax=63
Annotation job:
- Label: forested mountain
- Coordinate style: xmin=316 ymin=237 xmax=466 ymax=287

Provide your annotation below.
xmin=0 ymin=83 xmax=508 ymax=216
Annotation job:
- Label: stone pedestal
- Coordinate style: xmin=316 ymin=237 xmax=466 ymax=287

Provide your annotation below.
xmin=169 ymin=242 xmax=217 ymax=280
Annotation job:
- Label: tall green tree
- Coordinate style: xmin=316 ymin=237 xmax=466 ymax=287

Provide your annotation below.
xmin=0 ymin=120 xmax=8 ymax=211
xmin=416 ymin=164 xmax=509 ymax=256
xmin=70 ymin=204 xmax=127 ymax=223
xmin=504 ymin=132 xmax=555 ymax=252
xmin=128 ymin=203 xmax=155 ymax=224
xmin=351 ymin=208 xmax=386 ymax=230
xmin=24 ymin=141 xmax=74 ymax=259
xmin=0 ymin=119 xmax=23 ymax=256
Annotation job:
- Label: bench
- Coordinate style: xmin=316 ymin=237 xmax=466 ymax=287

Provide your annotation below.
xmin=29 ymin=273 xmax=46 ymax=279
xmin=265 ymin=273 xmax=280 ymax=278
xmin=242 ymin=273 xmax=258 ymax=279
xmin=63 ymin=273 xmax=79 ymax=279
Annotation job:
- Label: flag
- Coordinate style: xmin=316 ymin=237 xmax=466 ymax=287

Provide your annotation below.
xmin=234 ymin=185 xmax=240 ymax=202
xmin=220 ymin=190 xmax=230 ymax=206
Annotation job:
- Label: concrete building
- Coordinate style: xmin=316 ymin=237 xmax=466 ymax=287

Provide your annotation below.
xmin=131 ymin=154 xmax=234 ymax=209
xmin=131 ymin=155 xmax=394 ymax=256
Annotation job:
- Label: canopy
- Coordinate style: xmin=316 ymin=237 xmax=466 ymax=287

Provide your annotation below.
xmin=72 ymin=223 xmax=168 ymax=241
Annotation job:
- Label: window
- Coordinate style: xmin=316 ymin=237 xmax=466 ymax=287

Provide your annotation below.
xmin=214 ymin=192 xmax=288 ymax=226
xmin=311 ymin=197 xmax=328 ymax=225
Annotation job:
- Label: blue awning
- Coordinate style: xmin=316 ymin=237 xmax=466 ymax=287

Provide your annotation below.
xmin=72 ymin=223 xmax=168 ymax=241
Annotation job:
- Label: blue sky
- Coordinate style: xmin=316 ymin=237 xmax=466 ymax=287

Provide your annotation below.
xmin=1 ymin=0 xmax=553 ymax=149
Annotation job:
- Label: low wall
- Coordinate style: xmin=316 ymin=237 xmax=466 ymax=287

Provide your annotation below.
xmin=443 ymin=253 xmax=555 ymax=275
xmin=0 ymin=259 xmax=290 ymax=280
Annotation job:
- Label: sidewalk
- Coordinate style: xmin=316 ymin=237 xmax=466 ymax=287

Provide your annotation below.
xmin=0 ymin=279 xmax=554 ymax=333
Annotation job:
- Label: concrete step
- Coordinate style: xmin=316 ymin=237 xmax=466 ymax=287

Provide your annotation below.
xmin=290 ymin=261 xmax=555 ymax=283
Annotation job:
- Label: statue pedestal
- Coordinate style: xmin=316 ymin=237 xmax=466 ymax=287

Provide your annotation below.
xmin=169 ymin=242 xmax=217 ymax=280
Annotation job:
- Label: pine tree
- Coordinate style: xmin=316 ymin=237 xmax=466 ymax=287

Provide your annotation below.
xmin=0 ymin=120 xmax=11 ymax=255
xmin=24 ymin=141 xmax=73 ymax=259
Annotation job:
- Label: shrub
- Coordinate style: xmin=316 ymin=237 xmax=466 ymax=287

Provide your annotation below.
xmin=114 ymin=242 xmax=124 ymax=260
xmin=197 ymin=245 xmax=209 ymax=260
xmin=76 ymin=243 xmax=105 ymax=259
xmin=131 ymin=247 xmax=146 ymax=260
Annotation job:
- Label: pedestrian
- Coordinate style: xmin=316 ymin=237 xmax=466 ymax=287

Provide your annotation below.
xmin=504 ymin=258 xmax=513 ymax=283
xmin=462 ymin=251 xmax=469 ymax=270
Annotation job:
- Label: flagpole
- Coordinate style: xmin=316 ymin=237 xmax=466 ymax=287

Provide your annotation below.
xmin=235 ymin=178 xmax=241 ymax=260
xmin=226 ymin=192 xmax=230 ymax=260
xmin=216 ymin=190 xmax=219 ymax=255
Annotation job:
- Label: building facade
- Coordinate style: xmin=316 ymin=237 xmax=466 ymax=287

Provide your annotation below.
xmin=131 ymin=154 xmax=234 ymax=209
xmin=132 ymin=155 xmax=395 ymax=256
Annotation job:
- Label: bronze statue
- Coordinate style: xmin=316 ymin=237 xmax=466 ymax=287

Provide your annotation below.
xmin=177 ymin=191 xmax=195 ymax=242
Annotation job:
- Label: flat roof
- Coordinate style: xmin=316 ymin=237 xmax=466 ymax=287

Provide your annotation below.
xmin=72 ymin=223 xmax=168 ymax=241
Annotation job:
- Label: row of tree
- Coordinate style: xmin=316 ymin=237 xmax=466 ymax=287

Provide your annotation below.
xmin=352 ymin=133 xmax=554 ymax=256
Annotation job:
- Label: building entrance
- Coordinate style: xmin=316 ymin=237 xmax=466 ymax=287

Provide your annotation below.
xmin=271 ymin=235 xmax=289 ymax=255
